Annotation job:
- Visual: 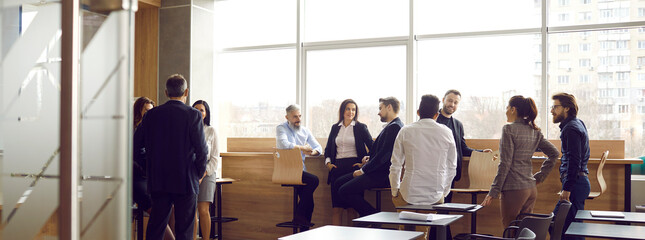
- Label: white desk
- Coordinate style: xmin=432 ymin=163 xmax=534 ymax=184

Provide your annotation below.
xmin=278 ymin=225 xmax=423 ymax=240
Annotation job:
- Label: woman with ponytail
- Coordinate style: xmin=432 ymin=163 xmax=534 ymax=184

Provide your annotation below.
xmin=481 ymin=95 xmax=560 ymax=228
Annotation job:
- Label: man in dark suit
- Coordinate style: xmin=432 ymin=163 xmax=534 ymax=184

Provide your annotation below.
xmin=436 ymin=89 xmax=492 ymax=203
xmin=134 ymin=74 xmax=208 ymax=240
xmin=335 ymin=97 xmax=404 ymax=217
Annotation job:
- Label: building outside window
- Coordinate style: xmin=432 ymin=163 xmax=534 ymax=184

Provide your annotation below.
xmin=579 ymin=58 xmax=591 ymax=67
xmin=579 ymin=75 xmax=590 ymax=83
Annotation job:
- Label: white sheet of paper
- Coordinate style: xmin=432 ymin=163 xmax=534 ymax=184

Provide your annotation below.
xmin=399 ymin=211 xmax=457 ymax=221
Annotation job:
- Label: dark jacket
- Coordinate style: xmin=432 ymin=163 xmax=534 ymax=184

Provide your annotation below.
xmin=558 ymin=116 xmax=590 ymax=191
xmin=133 ymin=100 xmax=208 ymax=195
xmin=361 ymin=117 xmax=403 ymax=177
xmin=324 ymin=121 xmax=374 ymax=183
xmin=438 ymin=114 xmax=478 ymax=182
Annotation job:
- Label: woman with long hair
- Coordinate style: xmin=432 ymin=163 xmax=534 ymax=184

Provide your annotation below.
xmin=481 ymin=95 xmax=560 ymax=228
xmin=325 ymin=99 xmax=374 ymax=225
xmin=192 ymin=100 xmax=220 ymax=239
xmin=132 ymin=97 xmax=175 ymax=240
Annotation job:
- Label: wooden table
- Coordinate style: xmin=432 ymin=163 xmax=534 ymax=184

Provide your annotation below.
xmin=278 ymin=225 xmax=423 ymax=240
xmin=396 ymin=204 xmax=483 ymax=234
xmin=575 ymin=210 xmax=645 ymax=224
xmin=353 ymin=212 xmax=462 ymax=240
xmin=210 ymin=178 xmax=238 ymax=240
xmin=565 ymin=222 xmax=645 ymax=239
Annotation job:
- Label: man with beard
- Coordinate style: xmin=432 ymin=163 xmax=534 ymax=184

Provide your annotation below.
xmin=334 ymin=97 xmax=404 ymax=218
xmin=276 ymin=104 xmax=322 ymax=231
xmin=436 ymin=89 xmax=492 ymax=203
xmin=550 ymin=93 xmax=590 ymax=240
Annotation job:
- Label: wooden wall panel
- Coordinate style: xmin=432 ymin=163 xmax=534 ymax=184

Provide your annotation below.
xmin=134 ymin=7 xmax=158 ymax=103
xmin=221 ymin=138 xmax=633 ymax=239
xmin=466 ymin=139 xmax=625 ymax=158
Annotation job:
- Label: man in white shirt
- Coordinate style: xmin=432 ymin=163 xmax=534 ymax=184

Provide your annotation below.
xmin=389 ymin=94 xmax=457 ymax=237
xmin=390 ymin=94 xmax=457 ymax=206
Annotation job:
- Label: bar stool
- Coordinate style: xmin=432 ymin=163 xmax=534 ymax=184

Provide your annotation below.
xmin=209 ymin=178 xmax=238 ymax=240
xmin=276 ymin=184 xmax=315 ymax=233
xmin=368 ymin=187 xmax=391 ymax=212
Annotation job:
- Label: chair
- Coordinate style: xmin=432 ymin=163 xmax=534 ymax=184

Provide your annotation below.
xmin=503 ymin=213 xmax=553 ymax=240
xmin=513 ymin=201 xmax=572 ymax=240
xmin=451 ymin=151 xmax=499 ymax=203
xmin=454 ymin=225 xmax=537 ymax=240
xmin=367 ymin=187 xmax=391 ymax=212
xmin=587 ymin=150 xmax=609 ymax=199
xmin=272 ymin=148 xmax=313 ymax=233
xmin=132 ymin=204 xmax=144 ymax=240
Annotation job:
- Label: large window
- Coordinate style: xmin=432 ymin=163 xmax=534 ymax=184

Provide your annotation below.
xmin=305 ymin=46 xmax=407 ymax=138
xmin=213 ymin=0 xmax=645 ymax=158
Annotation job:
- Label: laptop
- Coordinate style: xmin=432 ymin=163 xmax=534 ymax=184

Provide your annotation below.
xmin=589 ymin=211 xmax=625 ymax=218
xmin=432 ymin=203 xmax=477 ymax=211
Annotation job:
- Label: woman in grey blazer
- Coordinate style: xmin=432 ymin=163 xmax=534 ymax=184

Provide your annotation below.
xmin=481 ymin=95 xmax=560 ymax=228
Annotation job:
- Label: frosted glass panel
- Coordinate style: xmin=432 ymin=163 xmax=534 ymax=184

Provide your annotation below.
xmin=79 ymin=10 xmax=130 ymax=239
xmin=1 ymin=2 xmax=61 ymax=239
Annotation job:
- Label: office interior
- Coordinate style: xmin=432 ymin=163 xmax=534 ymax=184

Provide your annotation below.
xmin=2 ymin=0 xmax=645 ymax=239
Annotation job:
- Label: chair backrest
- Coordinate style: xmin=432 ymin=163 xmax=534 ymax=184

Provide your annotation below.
xmin=517 ymin=213 xmax=554 ymax=240
xmin=271 ymin=148 xmax=304 ymax=185
xmin=550 ymin=201 xmax=572 ymax=240
xmin=596 ymin=150 xmax=609 ymax=196
xmin=467 ymin=150 xmax=499 ymax=189
xmin=516 ymin=228 xmax=537 ymax=240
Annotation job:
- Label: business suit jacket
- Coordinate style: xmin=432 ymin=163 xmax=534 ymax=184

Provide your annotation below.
xmin=133 ymin=100 xmax=208 ymax=195
xmin=442 ymin=116 xmax=477 ymax=182
xmin=361 ymin=117 xmax=403 ymax=177
xmin=324 ymin=121 xmax=374 ymax=184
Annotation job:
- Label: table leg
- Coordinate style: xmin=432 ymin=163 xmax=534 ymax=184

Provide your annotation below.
xmin=625 ymin=164 xmax=632 ymax=212
xmin=217 ymin=183 xmax=223 ymax=239
xmin=471 ymin=212 xmax=477 ymax=234
xmin=434 ymin=226 xmax=446 ymax=240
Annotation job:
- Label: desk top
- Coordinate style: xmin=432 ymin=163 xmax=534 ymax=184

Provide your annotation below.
xmin=575 ymin=210 xmax=645 ymax=223
xmin=565 ymin=222 xmax=645 ymax=240
xmin=396 ymin=204 xmax=483 ymax=213
xmin=216 ymin=178 xmax=237 ymax=184
xmin=278 ymin=225 xmax=423 ymax=240
xmin=353 ymin=212 xmax=462 ymax=227
xmin=461 ymin=156 xmax=642 ymax=165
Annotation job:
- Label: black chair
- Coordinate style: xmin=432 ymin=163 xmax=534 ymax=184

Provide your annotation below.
xmin=454 ymin=213 xmax=552 ymax=240
xmin=132 ymin=204 xmax=144 ymax=240
xmin=276 ymin=184 xmax=314 ymax=234
xmin=367 ymin=187 xmax=391 ymax=212
xmin=511 ymin=201 xmax=571 ymax=240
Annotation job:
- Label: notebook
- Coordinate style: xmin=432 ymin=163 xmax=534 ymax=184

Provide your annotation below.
xmin=398 ymin=211 xmax=457 ymax=221
xmin=589 ymin=211 xmax=625 ymax=218
xmin=432 ymin=203 xmax=477 ymax=211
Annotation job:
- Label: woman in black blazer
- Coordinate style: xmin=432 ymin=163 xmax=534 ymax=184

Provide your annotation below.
xmin=325 ymin=99 xmax=374 ymax=225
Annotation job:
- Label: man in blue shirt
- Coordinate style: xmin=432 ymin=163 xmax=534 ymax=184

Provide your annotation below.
xmin=276 ymin=104 xmax=322 ymax=231
xmin=550 ymin=92 xmax=590 ymax=240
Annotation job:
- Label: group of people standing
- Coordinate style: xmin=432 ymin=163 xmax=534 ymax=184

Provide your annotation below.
xmin=277 ymin=90 xmax=590 ymax=240
xmin=133 ymin=74 xmax=220 ymax=240
xmin=130 ymin=73 xmax=590 ymax=240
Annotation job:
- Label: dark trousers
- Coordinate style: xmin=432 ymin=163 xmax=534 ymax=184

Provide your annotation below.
xmin=554 ymin=175 xmax=590 ymax=240
xmin=294 ymin=171 xmax=319 ymax=224
xmin=147 ymin=192 xmax=197 ymax=240
xmin=329 ymin=158 xmax=361 ymax=208
xmin=336 ymin=172 xmax=389 ymax=217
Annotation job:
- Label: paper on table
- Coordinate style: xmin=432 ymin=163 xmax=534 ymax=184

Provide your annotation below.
xmin=399 ymin=211 xmax=456 ymax=221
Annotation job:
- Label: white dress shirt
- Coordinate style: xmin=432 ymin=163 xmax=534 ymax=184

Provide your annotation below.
xmin=325 ymin=121 xmax=358 ymax=164
xmin=204 ymin=125 xmax=220 ymax=177
xmin=389 ymin=118 xmax=457 ymax=205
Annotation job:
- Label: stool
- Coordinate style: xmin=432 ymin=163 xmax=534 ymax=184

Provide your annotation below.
xmin=132 ymin=204 xmax=144 ymax=240
xmin=368 ymin=187 xmax=391 ymax=212
xmin=276 ymin=184 xmax=314 ymax=233
xmin=209 ymin=178 xmax=238 ymax=240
